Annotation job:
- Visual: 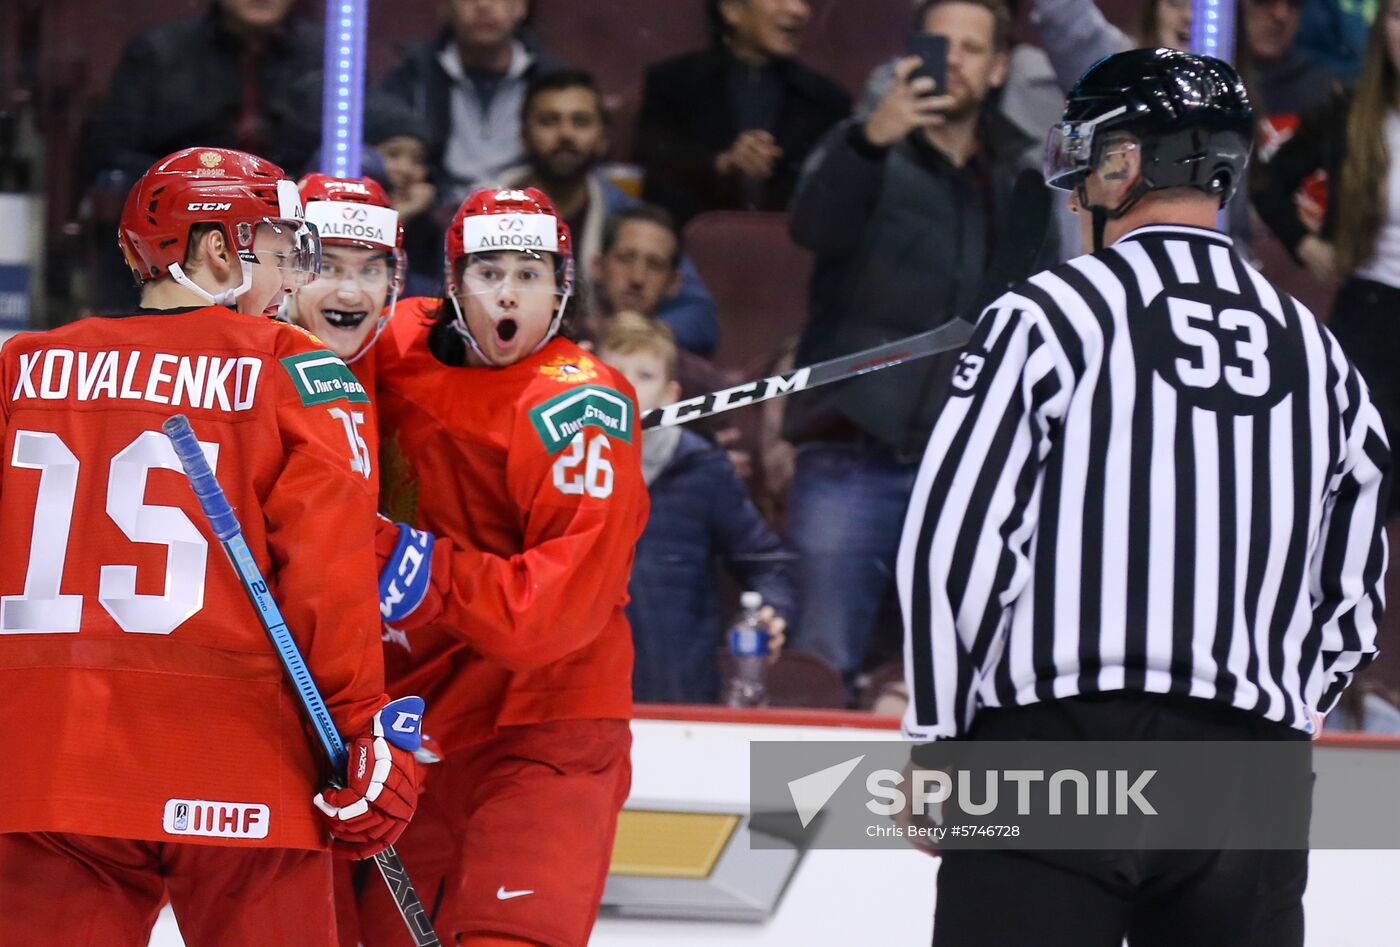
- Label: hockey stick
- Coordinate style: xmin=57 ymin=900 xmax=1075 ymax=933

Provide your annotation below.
xmin=642 ymin=318 xmax=974 ymax=429
xmin=162 ymin=415 xmax=441 ymax=947
xmin=641 ymin=168 xmax=1054 ymax=431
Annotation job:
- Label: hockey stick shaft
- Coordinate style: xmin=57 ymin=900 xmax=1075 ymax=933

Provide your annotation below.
xmin=642 ymin=318 xmax=973 ymax=429
xmin=162 ymin=415 xmax=441 ymax=947
xmin=641 ymin=169 xmax=1053 ymax=431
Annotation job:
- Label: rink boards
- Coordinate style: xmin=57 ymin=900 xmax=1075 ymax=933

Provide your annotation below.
xmin=147 ymin=708 xmax=1400 ymax=947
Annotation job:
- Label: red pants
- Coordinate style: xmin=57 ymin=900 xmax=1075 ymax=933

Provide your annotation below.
xmin=340 ymin=718 xmax=631 ymax=947
xmin=0 ymin=832 xmax=335 ymax=946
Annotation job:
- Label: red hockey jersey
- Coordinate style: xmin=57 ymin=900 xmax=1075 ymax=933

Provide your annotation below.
xmin=0 ymin=307 xmax=386 ymax=850
xmin=373 ymin=298 xmax=646 ymax=753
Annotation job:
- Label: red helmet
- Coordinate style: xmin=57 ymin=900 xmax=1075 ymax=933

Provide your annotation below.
xmin=444 ymin=187 xmax=575 ymax=364
xmin=445 ymin=187 xmax=573 ymax=297
xmin=298 ymin=173 xmax=406 ymax=293
xmin=118 ymin=147 xmax=319 ymax=306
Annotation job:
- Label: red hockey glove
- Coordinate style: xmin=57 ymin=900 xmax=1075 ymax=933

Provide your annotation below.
xmin=314 ymin=696 xmax=425 ymax=859
xmin=374 ymin=515 xmax=452 ymax=633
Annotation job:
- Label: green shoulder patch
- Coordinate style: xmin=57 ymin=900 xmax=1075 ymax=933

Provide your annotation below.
xmin=528 ymin=385 xmax=634 ymax=454
xmin=280 ymin=350 xmax=370 ymax=406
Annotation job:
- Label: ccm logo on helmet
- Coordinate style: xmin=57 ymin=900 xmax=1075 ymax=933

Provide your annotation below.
xmin=187 ymin=202 xmax=233 ymax=212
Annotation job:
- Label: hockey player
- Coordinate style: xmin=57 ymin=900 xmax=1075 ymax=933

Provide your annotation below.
xmin=291 ymin=173 xmax=406 ymax=365
xmin=0 ymin=147 xmax=422 ymax=947
xmin=351 ymin=187 xmax=647 ymax=947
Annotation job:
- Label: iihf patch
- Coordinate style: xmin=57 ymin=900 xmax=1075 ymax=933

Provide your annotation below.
xmin=163 ymin=799 xmax=270 ymax=839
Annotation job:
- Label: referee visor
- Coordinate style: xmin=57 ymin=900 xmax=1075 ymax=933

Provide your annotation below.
xmin=1043 ymin=105 xmax=1129 ymax=190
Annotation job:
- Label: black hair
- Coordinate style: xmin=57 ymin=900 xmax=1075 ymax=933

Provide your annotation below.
xmin=600 ymin=204 xmax=683 ymax=269
xmin=522 ymin=68 xmax=606 ymax=124
xmin=707 ymin=0 xmax=731 ymax=45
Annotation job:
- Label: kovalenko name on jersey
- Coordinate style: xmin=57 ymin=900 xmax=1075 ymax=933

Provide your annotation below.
xmin=163 ymin=798 xmax=270 ymax=839
xmin=11 ymin=348 xmax=262 ymax=411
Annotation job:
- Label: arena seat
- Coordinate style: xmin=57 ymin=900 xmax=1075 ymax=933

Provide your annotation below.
xmin=682 ymin=212 xmax=812 ymax=377
xmin=802 ymin=0 xmax=910 ymax=102
xmin=531 ymin=0 xmax=710 ymax=161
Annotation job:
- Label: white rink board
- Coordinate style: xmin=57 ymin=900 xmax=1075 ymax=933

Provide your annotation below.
xmin=148 ymin=716 xmax=1400 ymax=947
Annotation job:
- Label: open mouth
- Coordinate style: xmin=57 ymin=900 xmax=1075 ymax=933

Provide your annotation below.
xmin=323 ymin=309 xmax=369 ymax=329
xmin=496 ymin=318 xmax=519 ymax=343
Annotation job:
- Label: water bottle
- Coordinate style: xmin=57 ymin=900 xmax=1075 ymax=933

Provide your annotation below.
xmin=723 ymin=591 xmax=768 ymax=708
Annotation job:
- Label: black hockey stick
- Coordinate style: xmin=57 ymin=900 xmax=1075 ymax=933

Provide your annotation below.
xmin=641 ymin=168 xmax=1054 ymax=430
xmin=163 ymin=415 xmax=441 ymax=947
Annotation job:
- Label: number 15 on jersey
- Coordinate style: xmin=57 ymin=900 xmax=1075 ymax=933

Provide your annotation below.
xmin=1 ymin=429 xmax=218 ymax=636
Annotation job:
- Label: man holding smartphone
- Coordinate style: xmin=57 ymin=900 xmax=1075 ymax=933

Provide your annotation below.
xmin=784 ymin=0 xmax=1056 ymax=694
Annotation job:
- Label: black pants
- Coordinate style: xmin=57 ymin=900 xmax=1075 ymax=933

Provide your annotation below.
xmin=1332 ymin=277 xmax=1400 ymax=516
xmin=931 ymin=693 xmax=1310 ymax=947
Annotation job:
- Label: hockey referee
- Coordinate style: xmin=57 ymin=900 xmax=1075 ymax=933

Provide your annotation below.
xmin=898 ymin=49 xmax=1390 ymax=946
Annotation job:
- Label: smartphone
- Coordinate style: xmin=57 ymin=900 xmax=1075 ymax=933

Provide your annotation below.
xmin=907 ymin=32 xmax=949 ymax=95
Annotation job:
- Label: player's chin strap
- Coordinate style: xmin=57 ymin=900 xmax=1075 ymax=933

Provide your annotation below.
xmin=167 ymin=259 xmax=253 ymax=308
xmin=447 ymin=288 xmax=572 ymax=367
xmin=1078 ymin=177 xmax=1151 ymax=252
xmin=345 ymin=285 xmax=401 ymax=366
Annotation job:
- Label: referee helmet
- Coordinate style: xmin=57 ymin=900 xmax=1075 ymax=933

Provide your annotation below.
xmin=1044 ymin=48 xmax=1254 ymax=236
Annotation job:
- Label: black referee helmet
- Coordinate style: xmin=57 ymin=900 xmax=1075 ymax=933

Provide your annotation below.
xmin=1044 ymin=48 xmax=1254 ymax=244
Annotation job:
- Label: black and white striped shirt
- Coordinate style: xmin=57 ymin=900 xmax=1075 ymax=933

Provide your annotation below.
xmin=899 ymin=224 xmax=1390 ymax=741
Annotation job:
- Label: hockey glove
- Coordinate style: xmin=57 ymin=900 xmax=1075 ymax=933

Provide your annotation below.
xmin=314 ymin=696 xmax=425 ymax=859
xmin=375 ymin=516 xmax=451 ymax=632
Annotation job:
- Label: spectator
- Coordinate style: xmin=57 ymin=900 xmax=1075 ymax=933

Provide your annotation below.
xmin=499 ymin=71 xmax=720 ymax=354
xmin=365 ymin=94 xmax=446 ymax=297
xmin=1296 ymin=0 xmax=1374 ymax=81
xmin=1034 ymin=0 xmax=1331 ymax=131
xmin=580 ymin=205 xmax=749 ymax=478
xmin=1252 ymin=0 xmax=1400 ymax=512
xmin=1248 ymin=0 xmax=1339 ymax=157
xmin=782 ymin=0 xmax=1054 ymax=687
xmin=382 ymin=0 xmax=561 ymax=207
xmin=637 ymin=0 xmax=850 ymax=224
xmin=1032 ymin=0 xmax=1192 ymax=95
xmin=83 ymin=0 xmax=322 ymax=186
xmin=865 ymin=0 xmax=1064 ymax=142
xmin=597 ymin=314 xmax=794 ymax=704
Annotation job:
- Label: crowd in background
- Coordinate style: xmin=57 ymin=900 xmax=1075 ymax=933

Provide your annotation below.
xmin=20 ymin=0 xmax=1400 ymax=729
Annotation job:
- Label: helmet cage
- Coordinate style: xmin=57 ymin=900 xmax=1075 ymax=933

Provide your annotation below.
xmin=443 ymin=189 xmax=575 ymax=367
xmin=447 ymin=248 xmax=573 ymax=367
xmin=296 ymin=176 xmax=406 ymax=363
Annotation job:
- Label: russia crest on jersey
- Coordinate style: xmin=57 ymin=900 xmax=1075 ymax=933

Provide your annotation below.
xmin=538 ymin=353 xmax=599 ymax=384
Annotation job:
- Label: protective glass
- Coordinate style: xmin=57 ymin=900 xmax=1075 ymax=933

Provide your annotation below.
xmin=458 ymin=251 xmax=561 ymax=299
xmin=319 ymin=254 xmax=394 ymax=289
xmin=1042 ymin=105 xmax=1129 ymax=191
xmin=251 ymin=219 xmax=323 ymax=288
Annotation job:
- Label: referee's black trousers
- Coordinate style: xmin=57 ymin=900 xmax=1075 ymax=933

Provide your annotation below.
xmin=930 ymin=693 xmax=1310 ymax=947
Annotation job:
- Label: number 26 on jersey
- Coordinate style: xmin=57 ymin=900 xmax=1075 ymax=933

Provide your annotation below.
xmin=552 ymin=431 xmax=613 ymax=499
